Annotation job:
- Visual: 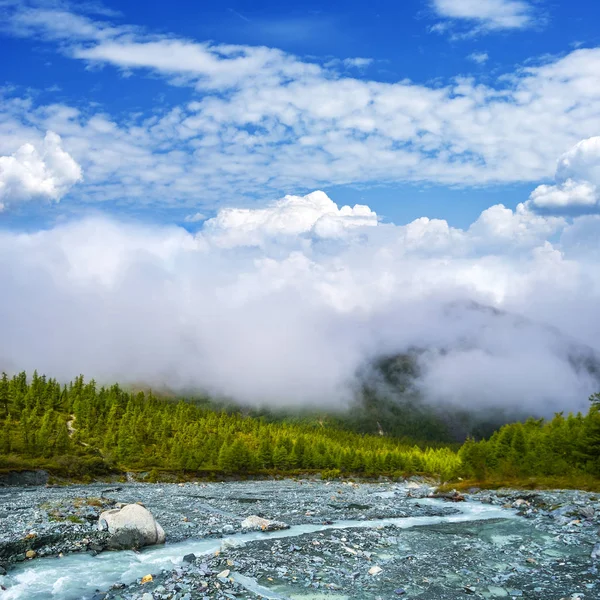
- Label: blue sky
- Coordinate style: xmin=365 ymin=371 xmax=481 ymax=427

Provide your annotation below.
xmin=1 ymin=0 xmax=600 ymax=229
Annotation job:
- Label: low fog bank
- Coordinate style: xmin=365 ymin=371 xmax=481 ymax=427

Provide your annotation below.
xmin=1 ymin=194 xmax=600 ymax=419
xmin=347 ymin=301 xmax=600 ymax=439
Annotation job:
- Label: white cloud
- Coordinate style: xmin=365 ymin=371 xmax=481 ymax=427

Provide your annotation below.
xmin=556 ymin=136 xmax=600 ymax=184
xmin=560 ymin=214 xmax=600 ymax=258
xmin=528 ymin=137 xmax=600 ymax=212
xmin=468 ymin=51 xmax=489 ymax=64
xmin=1 ymin=5 xmax=133 ymax=42
xmin=201 ymin=191 xmax=378 ymax=248
xmin=73 ymin=40 xmax=322 ymax=91
xmin=0 ymin=131 xmax=82 ymax=209
xmin=469 ymin=202 xmax=566 ymax=244
xmin=432 ymin=0 xmax=533 ymax=31
xmin=529 ymin=180 xmax=598 ymax=210
xmin=1 ymin=7 xmax=600 ymax=209
xmin=0 ymin=190 xmax=598 ymax=414
xmin=184 ymin=212 xmax=207 ymax=223
xmin=2 ymin=44 xmax=599 ymax=209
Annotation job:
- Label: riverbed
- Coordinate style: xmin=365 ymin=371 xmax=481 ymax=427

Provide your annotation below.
xmin=1 ymin=479 xmax=598 ymax=599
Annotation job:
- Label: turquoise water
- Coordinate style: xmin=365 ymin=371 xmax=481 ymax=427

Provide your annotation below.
xmin=0 ymin=501 xmax=514 ymax=599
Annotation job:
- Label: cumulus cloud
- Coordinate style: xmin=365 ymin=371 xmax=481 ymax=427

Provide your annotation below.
xmin=0 ymin=131 xmax=82 ymax=210
xmin=431 ymin=0 xmax=533 ymax=32
xmin=468 ymin=202 xmax=566 ymax=247
xmin=556 ymin=136 xmax=600 ymax=184
xmin=200 ymin=191 xmax=377 ymax=248
xmin=0 ymin=189 xmax=599 ymax=416
xmin=528 ymin=137 xmax=600 ymax=212
xmin=529 ymin=180 xmax=598 ymax=210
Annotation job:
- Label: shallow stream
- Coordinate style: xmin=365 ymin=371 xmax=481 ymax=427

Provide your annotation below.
xmin=0 ymin=500 xmax=514 ymax=599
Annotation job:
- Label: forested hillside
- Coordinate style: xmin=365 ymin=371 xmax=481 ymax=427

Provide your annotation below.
xmin=1 ymin=371 xmax=600 ymax=488
xmin=0 ymin=371 xmax=459 ymax=480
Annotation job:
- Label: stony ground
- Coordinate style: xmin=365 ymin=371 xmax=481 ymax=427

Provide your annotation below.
xmin=0 ymin=478 xmax=451 ymax=564
xmin=1 ymin=479 xmax=599 ymax=599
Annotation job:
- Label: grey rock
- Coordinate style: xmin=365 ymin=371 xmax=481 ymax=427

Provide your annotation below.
xmin=106 ymin=528 xmax=148 ymax=550
xmin=0 ymin=470 xmax=49 ymax=487
xmin=99 ymin=504 xmax=165 ymax=547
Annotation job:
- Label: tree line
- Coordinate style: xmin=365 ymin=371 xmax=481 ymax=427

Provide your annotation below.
xmin=1 ymin=371 xmax=599 ymax=485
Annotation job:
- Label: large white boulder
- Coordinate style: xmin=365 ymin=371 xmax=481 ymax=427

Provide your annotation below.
xmin=98 ymin=503 xmax=165 ymax=548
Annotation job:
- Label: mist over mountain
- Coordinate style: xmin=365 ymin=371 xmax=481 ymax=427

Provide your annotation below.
xmin=1 ymin=207 xmax=599 ymax=425
xmin=155 ymin=300 xmax=600 ymax=444
xmin=346 ymin=301 xmax=600 ymax=441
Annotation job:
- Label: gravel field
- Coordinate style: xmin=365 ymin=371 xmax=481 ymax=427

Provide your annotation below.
xmin=1 ymin=479 xmax=599 ymax=599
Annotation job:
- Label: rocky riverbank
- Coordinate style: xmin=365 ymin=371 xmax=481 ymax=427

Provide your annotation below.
xmin=0 ymin=479 xmax=444 ymax=568
xmin=1 ymin=480 xmax=599 ymax=599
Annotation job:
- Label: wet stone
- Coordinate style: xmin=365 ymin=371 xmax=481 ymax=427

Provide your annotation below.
xmin=182 ymin=553 xmax=196 ymax=563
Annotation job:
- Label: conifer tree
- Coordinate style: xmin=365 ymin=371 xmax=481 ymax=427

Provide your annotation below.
xmin=0 ymin=372 xmax=9 ymax=418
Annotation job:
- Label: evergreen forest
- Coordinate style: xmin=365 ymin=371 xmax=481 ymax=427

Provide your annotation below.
xmin=1 ymin=371 xmax=600 ymax=488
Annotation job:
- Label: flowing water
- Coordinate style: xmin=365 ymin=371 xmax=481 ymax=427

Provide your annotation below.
xmin=0 ymin=501 xmax=514 ymax=599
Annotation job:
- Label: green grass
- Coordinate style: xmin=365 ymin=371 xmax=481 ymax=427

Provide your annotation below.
xmin=438 ymin=475 xmax=600 ymax=493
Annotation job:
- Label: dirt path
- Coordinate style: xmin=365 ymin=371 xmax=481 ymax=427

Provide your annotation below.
xmin=66 ymin=414 xmax=76 ymax=437
xmin=66 ymin=414 xmax=90 ymax=447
